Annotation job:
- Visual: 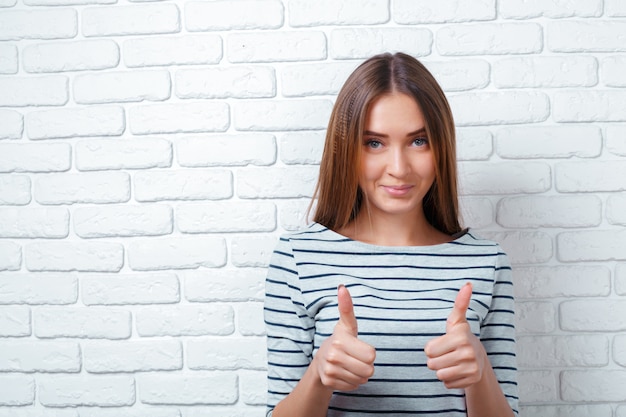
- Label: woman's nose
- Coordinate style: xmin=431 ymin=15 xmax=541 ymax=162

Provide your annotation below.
xmin=387 ymin=147 xmax=410 ymax=177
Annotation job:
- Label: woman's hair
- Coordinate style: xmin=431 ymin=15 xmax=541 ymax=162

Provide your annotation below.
xmin=311 ymin=52 xmax=461 ymax=235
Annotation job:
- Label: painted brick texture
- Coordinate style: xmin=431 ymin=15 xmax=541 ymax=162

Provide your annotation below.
xmin=0 ymin=1 xmax=624 ymax=416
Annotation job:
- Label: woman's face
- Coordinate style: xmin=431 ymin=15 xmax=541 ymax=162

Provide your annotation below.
xmin=358 ymin=92 xmax=436 ymax=220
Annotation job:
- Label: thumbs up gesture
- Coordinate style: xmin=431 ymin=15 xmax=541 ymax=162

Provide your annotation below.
xmin=424 ymin=283 xmax=486 ymax=389
xmin=314 ymin=285 xmax=376 ymax=392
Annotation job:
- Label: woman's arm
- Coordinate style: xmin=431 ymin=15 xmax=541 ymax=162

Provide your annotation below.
xmin=424 ymin=283 xmax=515 ymax=417
xmin=271 ymin=285 xmax=376 ymax=417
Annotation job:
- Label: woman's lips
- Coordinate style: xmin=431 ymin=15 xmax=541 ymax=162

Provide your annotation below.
xmin=382 ymin=185 xmax=413 ymax=196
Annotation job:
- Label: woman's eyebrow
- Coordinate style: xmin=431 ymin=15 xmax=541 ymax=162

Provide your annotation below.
xmin=363 ymin=128 xmax=426 ymax=138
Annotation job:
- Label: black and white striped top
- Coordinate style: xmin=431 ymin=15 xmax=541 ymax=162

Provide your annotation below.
xmin=265 ymin=222 xmax=518 ymax=417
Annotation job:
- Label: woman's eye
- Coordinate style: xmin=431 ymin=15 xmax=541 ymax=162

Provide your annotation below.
xmin=366 ymin=139 xmax=382 ymax=149
xmin=413 ymin=137 xmax=428 ymax=147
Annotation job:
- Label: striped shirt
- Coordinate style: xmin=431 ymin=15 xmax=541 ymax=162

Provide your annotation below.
xmin=265 ymin=222 xmax=518 ymax=417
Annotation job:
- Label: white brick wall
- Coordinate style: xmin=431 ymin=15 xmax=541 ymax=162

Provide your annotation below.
xmin=0 ymin=1 xmax=624 ymax=416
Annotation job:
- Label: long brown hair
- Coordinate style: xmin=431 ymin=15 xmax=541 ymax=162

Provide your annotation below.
xmin=311 ymin=52 xmax=461 ymax=235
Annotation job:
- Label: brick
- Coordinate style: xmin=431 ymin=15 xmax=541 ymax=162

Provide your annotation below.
xmin=186 ymin=0 xmax=283 ymax=31
xmin=26 ymin=106 xmax=125 ymax=140
xmin=183 ymin=268 xmax=265 ymax=302
xmin=231 ymin=235 xmax=277 ymax=267
xmin=0 ymin=375 xmax=34 ymax=405
xmin=129 ymin=102 xmax=229 ymax=135
xmin=561 ymin=370 xmax=626 ymax=401
xmin=620 ymin=405 xmax=626 ymax=417
xmin=39 ymin=375 xmax=135 ymax=406
xmin=554 ymin=90 xmax=626 ymax=122
xmin=518 ymin=370 xmax=556 ymax=403
xmin=330 ymin=28 xmax=432 ymax=59
xmin=558 ymin=229 xmax=626 ymax=262
xmin=0 ymin=143 xmax=71 ymax=173
xmin=480 ymin=231 xmax=552 ymax=264
xmin=437 ymin=23 xmax=542 ymax=55
xmin=516 ymin=302 xmax=555 ymax=334
xmin=134 ymin=169 xmax=232 ymax=202
xmin=497 ymin=195 xmax=601 ymax=228
xmin=280 ymin=132 xmax=325 ymax=164
xmin=281 ymin=61 xmax=357 ymax=97
xmin=606 ymin=125 xmax=626 ymax=156
xmin=278 ymin=199 xmax=313 ymax=231
xmin=615 ymin=335 xmax=626 ymax=367
xmin=513 ymin=266 xmax=610 ymax=298
xmin=84 ymin=340 xmax=182 ymax=372
xmin=176 ymin=66 xmax=275 ymax=99
xmin=138 ymin=374 xmax=237 ymax=405
xmin=35 ymin=172 xmax=130 ymax=205
xmin=0 ymin=9 xmax=77 ymax=40
xmin=602 ymin=55 xmax=626 ymax=87
xmin=394 ymin=0 xmax=495 ymax=23
xmin=0 ymin=341 xmax=80 ymax=372
xmin=0 ymin=175 xmax=30 ymax=205
xmin=0 ymin=207 xmax=69 ymax=238
xmin=0 ymin=75 xmax=68 ymax=107
xmin=0 ymin=409 xmax=78 ymax=417
xmin=607 ymin=0 xmax=626 ymax=16
xmin=25 ymin=0 xmax=115 ymax=4
xmin=560 ymin=300 xmax=626 ymax=331
xmin=82 ymin=4 xmax=180 ymax=37
xmin=0 ymin=109 xmax=23 ymax=139
xmin=82 ymin=273 xmax=179 ymax=305
xmin=494 ymin=56 xmax=597 ymax=88
xmin=0 ymin=44 xmax=17 ymax=74
xmin=450 ymin=91 xmax=549 ymax=126
xmin=77 ymin=409 xmax=176 ymax=417
xmin=548 ymin=21 xmax=626 ymax=52
xmin=0 ymin=0 xmax=14 ymax=5
xmin=76 ymin=138 xmax=172 ymax=171
xmin=556 ymin=161 xmax=626 ymax=192
xmin=74 ymin=70 xmax=171 ymax=104
xmin=517 ymin=335 xmax=608 ymax=367
xmin=35 ymin=307 xmax=131 ymax=339
xmin=424 ymin=59 xmax=490 ymax=92
xmin=607 ymin=193 xmax=626 ymax=225
xmin=499 ymin=0 xmax=602 ymax=18
xmin=136 ymin=305 xmax=234 ymax=336
xmin=521 ymin=405 xmax=612 ymax=417
xmin=0 ymin=273 xmax=78 ymax=304
xmin=237 ymin=166 xmax=318 ymax=198
xmin=74 ymin=205 xmax=172 ymax=238
xmin=26 ymin=241 xmax=124 ymax=272
xmin=496 ymin=125 xmax=601 ymax=159
xmin=183 ymin=409 xmax=249 ymax=417
xmin=0 ymin=241 xmax=21 ymax=271
xmin=128 ymin=236 xmax=226 ymax=270
xmin=234 ymin=99 xmax=332 ymax=131
xmin=456 ymin=129 xmax=492 ymax=161
xmin=615 ymin=264 xmax=626 ymax=296
xmin=0 ymin=306 xmax=30 ymax=336
xmin=124 ymin=34 xmax=222 ymax=67
xmin=240 ymin=370 xmax=266 ymax=405
xmin=238 ymin=303 xmax=265 ymax=336
xmin=177 ymin=134 xmax=276 ymax=167
xmin=23 ymin=40 xmax=119 ymax=73
xmin=228 ymin=31 xmax=326 ymax=63
xmin=188 ymin=337 xmax=266 ymax=370
xmin=458 ymin=161 xmax=551 ymax=195
xmin=289 ymin=0 xmax=388 ymax=26
xmin=459 ymin=197 xmax=493 ymax=229
xmin=177 ymin=201 xmax=276 ymax=233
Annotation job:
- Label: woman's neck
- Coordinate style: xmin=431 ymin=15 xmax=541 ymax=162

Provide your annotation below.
xmin=339 ymin=210 xmax=451 ymax=247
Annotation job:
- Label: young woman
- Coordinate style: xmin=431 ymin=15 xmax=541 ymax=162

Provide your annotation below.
xmin=264 ymin=52 xmax=518 ymax=417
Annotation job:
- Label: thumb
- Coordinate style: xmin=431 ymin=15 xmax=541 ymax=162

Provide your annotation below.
xmin=337 ymin=284 xmax=358 ymax=337
xmin=446 ymin=282 xmax=472 ymax=333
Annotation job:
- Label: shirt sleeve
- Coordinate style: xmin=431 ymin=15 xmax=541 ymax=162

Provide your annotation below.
xmin=480 ymin=247 xmax=519 ymax=415
xmin=264 ymin=236 xmax=316 ymax=417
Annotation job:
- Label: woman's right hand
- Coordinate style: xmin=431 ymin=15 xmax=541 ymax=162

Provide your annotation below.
xmin=313 ymin=285 xmax=377 ymax=392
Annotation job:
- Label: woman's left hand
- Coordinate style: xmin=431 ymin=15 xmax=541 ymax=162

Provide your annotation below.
xmin=424 ymin=283 xmax=486 ymax=389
